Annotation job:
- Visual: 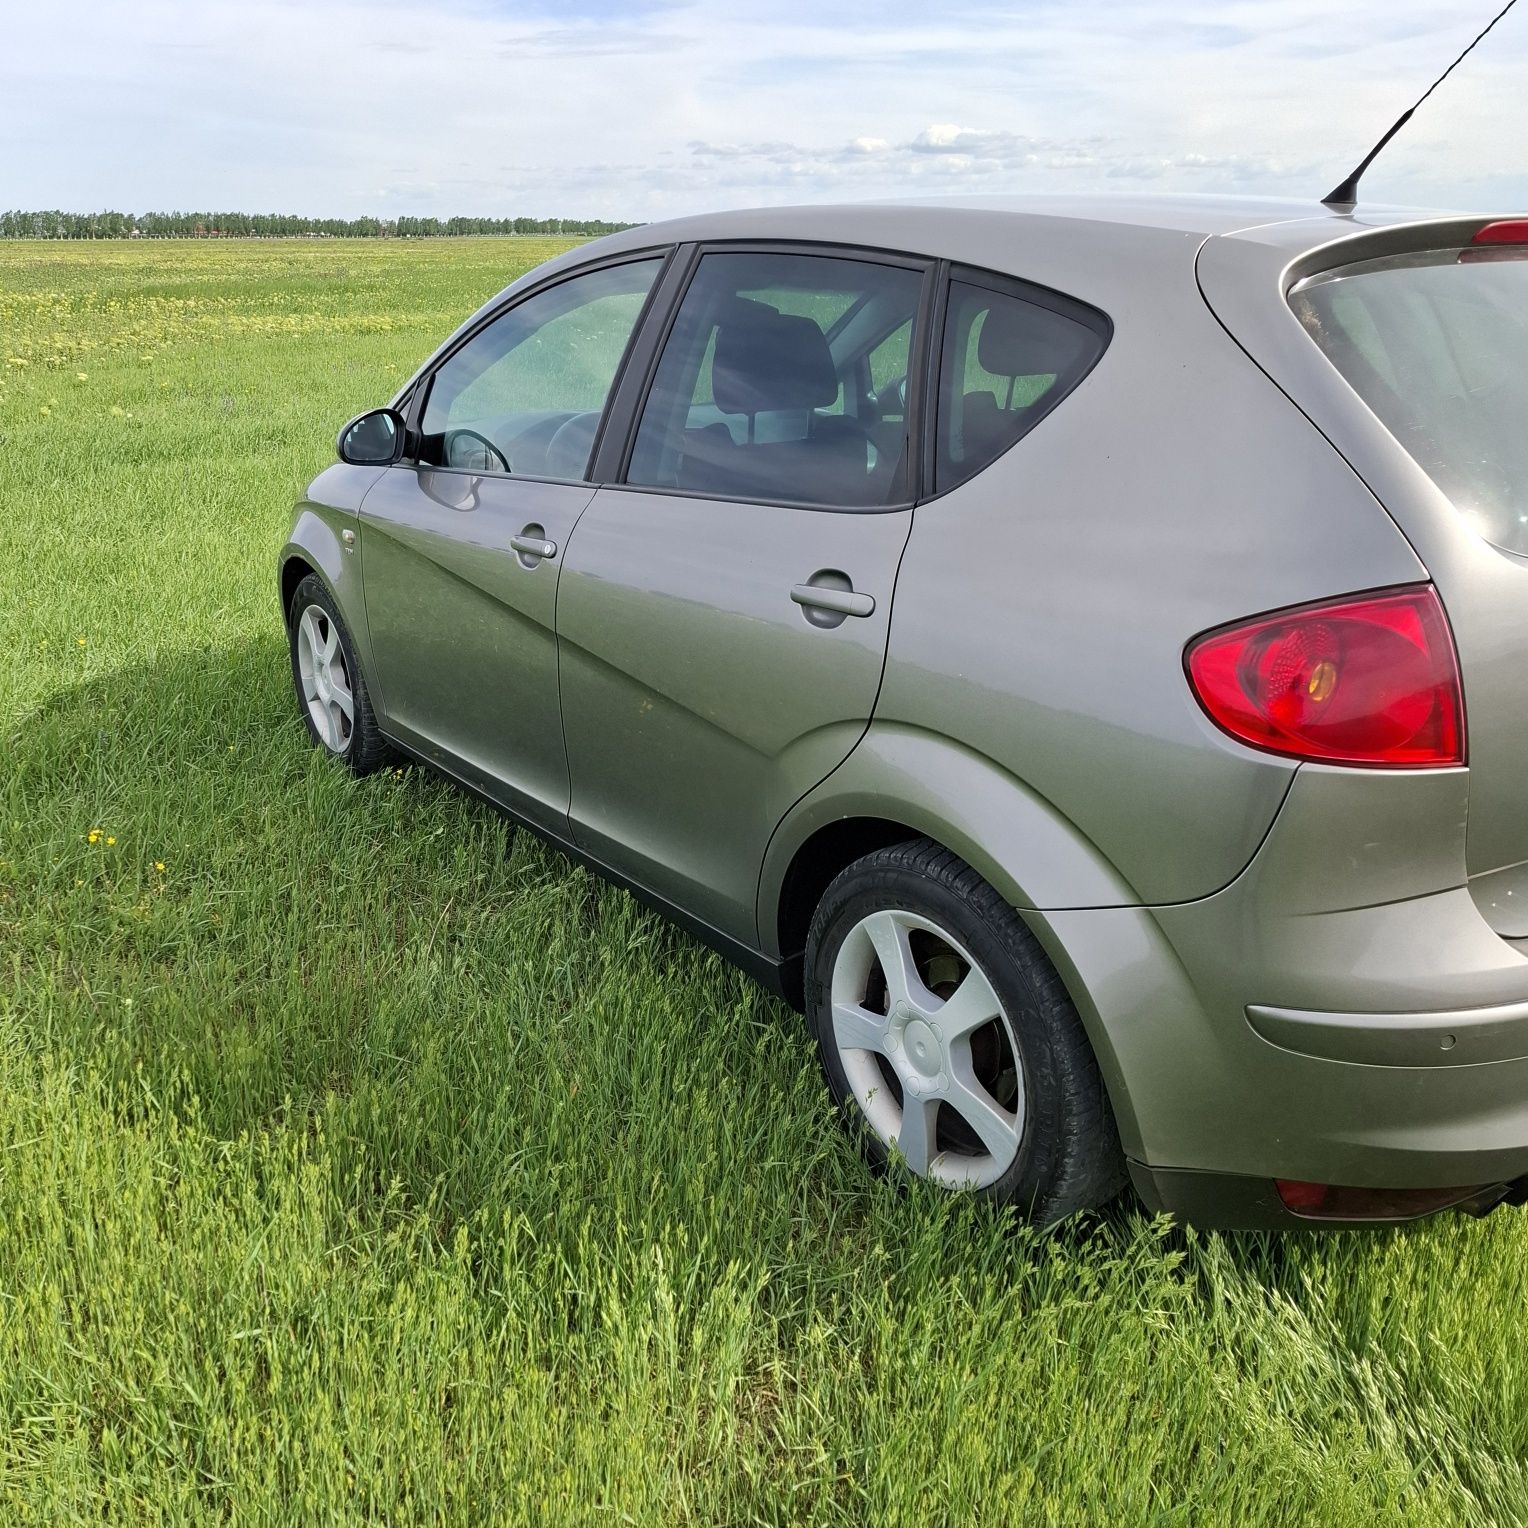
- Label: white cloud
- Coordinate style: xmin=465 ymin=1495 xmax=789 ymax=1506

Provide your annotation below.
xmin=5 ymin=0 xmax=1528 ymax=217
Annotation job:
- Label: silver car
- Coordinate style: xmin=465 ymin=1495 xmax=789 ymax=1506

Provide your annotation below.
xmin=280 ymin=195 xmax=1528 ymax=1229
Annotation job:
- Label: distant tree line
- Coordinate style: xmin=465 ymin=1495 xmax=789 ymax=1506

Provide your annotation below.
xmin=0 ymin=210 xmax=638 ymax=240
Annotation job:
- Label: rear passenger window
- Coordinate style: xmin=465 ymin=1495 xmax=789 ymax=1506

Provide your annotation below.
xmin=868 ymin=320 xmax=912 ymax=419
xmin=936 ymin=280 xmax=1107 ymax=492
xmin=626 ymin=251 xmax=925 ymax=509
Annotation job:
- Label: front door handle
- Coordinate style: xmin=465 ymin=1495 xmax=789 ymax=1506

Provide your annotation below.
xmin=510 ymin=532 xmax=558 ymax=561
xmin=790 ymin=583 xmax=875 ymax=619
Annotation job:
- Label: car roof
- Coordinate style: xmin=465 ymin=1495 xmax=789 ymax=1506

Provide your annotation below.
xmin=588 ymin=192 xmax=1469 ymax=260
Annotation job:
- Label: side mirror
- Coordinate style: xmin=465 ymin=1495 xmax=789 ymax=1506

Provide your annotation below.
xmin=337 ymin=407 xmax=405 ymax=466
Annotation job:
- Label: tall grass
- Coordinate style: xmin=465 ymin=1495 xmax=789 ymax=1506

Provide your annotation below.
xmin=1 ymin=239 xmax=1526 ymax=1523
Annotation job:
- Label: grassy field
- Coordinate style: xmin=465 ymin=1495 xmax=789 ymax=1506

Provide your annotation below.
xmin=2 ymin=238 xmax=1528 ymax=1524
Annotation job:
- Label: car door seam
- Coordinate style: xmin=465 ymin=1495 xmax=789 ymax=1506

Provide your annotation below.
xmin=750 ymin=504 xmax=918 ymax=948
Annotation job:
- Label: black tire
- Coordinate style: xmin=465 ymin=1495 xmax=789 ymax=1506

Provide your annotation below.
xmin=286 ymin=573 xmax=393 ymax=776
xmin=805 ymin=837 xmax=1126 ymax=1223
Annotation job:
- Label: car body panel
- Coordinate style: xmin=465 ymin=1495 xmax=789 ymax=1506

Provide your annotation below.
xmin=278 ymin=461 xmax=386 ymax=671
xmin=557 ymin=487 xmax=913 ymax=943
xmin=874 ymin=249 xmax=1425 ymax=905
xmin=1035 ymin=760 xmax=1528 ymax=1188
xmin=1471 ymin=860 xmax=1528 ymax=938
xmin=357 ymin=465 xmax=596 ymax=834
xmin=1198 ymin=214 xmax=1528 ymax=919
xmin=758 ymin=721 xmax=1141 ymax=949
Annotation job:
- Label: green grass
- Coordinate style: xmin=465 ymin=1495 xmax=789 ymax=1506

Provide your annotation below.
xmin=2 ymin=238 xmax=1527 ymax=1524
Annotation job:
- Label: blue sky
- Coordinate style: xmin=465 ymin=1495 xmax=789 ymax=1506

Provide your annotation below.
xmin=7 ymin=0 xmax=1527 ymax=217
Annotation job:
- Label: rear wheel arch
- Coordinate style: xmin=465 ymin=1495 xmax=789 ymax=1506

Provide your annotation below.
xmin=759 ymin=751 xmax=1147 ymax=1155
xmin=762 ymin=726 xmax=1140 ymax=936
xmin=775 ymin=817 xmax=925 ymax=1005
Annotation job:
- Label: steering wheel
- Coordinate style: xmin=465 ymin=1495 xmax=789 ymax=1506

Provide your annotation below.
xmin=444 ymin=428 xmax=510 ymax=475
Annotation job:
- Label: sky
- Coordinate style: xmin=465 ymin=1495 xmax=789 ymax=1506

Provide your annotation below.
xmin=6 ymin=0 xmax=1528 ymax=219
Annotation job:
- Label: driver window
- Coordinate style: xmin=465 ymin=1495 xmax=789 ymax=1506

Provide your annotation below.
xmin=417 ymin=257 xmax=662 ymax=480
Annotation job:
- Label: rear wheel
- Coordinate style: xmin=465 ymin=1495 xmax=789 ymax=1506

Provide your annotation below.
xmin=806 ymin=838 xmax=1125 ymax=1221
xmin=287 ymin=573 xmax=392 ymax=775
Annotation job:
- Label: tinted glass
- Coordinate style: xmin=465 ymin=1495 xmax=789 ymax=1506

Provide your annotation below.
xmin=1292 ymin=248 xmax=1528 ymax=556
xmin=419 ymin=258 xmax=661 ymax=480
xmin=936 ymin=280 xmax=1106 ymax=492
xmin=627 ymin=251 xmax=925 ymax=508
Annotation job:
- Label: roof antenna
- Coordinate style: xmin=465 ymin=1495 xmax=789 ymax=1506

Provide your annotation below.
xmin=1322 ymin=0 xmax=1519 ymax=211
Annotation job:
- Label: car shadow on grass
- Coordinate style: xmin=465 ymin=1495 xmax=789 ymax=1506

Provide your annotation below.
xmin=6 ymin=636 xmax=814 ymax=1214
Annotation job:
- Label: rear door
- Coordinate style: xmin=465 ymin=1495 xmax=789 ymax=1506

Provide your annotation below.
xmin=359 ymin=253 xmax=666 ymax=833
xmin=556 ymin=246 xmax=933 ymax=942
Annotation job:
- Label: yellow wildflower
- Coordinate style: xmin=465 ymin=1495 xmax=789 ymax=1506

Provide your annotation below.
xmin=105 ymin=836 xmax=116 ymax=846
xmin=154 ymin=861 xmax=165 ymax=873
xmin=87 ymin=829 xmax=100 ymax=844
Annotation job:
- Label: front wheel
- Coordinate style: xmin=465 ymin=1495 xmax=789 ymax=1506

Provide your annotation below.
xmin=287 ymin=573 xmax=392 ymax=775
xmin=805 ymin=839 xmax=1126 ymax=1222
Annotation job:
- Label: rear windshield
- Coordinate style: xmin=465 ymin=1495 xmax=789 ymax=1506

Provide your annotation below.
xmin=1291 ymin=248 xmax=1528 ymax=556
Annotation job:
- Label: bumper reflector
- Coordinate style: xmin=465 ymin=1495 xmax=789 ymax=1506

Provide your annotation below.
xmin=1274 ymin=1179 xmax=1492 ymax=1220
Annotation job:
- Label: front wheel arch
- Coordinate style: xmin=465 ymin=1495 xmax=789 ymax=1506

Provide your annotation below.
xmin=279 ymin=553 xmax=320 ymax=623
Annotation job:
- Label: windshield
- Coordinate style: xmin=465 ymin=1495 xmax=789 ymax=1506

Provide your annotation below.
xmin=1291 ymin=248 xmax=1528 ymax=557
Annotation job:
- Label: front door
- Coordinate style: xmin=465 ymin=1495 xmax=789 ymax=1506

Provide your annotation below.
xmin=557 ymin=247 xmax=930 ymax=941
xmin=359 ymin=255 xmax=665 ymax=832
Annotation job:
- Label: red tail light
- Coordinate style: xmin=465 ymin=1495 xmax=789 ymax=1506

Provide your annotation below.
xmin=1186 ymin=585 xmax=1465 ymax=768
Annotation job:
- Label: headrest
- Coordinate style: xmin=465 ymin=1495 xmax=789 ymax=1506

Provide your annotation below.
xmin=977 ymin=299 xmax=1085 ymax=380
xmin=713 ymin=299 xmax=837 ymax=416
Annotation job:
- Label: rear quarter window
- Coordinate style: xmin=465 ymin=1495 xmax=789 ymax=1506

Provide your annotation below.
xmin=935 ymin=277 xmax=1110 ymax=493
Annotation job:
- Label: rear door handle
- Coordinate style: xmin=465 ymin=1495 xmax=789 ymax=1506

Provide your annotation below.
xmin=510 ymin=533 xmax=557 ymax=560
xmin=791 ymin=584 xmax=875 ymax=619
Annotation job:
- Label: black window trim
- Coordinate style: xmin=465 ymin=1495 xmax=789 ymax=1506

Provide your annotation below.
xmin=390 ymin=241 xmax=1112 ymax=510
xmin=399 ymin=242 xmax=679 ymax=489
xmin=928 ymin=263 xmax=1114 ymax=501
xmin=605 ymin=238 xmax=943 ymax=517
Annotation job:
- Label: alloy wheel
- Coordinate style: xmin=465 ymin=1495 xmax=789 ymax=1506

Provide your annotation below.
xmin=295 ymin=603 xmax=355 ymax=754
xmin=829 ymin=908 xmax=1026 ymax=1188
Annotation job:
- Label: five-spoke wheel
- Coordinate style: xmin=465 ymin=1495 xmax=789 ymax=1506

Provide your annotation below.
xmin=286 ymin=571 xmax=392 ymax=775
xmin=807 ymin=838 xmax=1126 ymax=1221
xmin=831 ymin=908 xmax=1024 ymax=1188
xmin=294 ymin=603 xmax=354 ymax=754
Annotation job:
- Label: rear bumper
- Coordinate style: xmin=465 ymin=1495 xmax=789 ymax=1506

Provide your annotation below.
xmin=1129 ymin=1162 xmax=1528 ymax=1232
xmin=1245 ymin=995 xmax=1528 ymax=1068
xmin=1027 ymin=762 xmax=1528 ymax=1228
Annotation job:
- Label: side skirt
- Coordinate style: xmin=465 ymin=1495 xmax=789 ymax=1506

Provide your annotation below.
xmin=384 ymin=734 xmax=801 ymax=1006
